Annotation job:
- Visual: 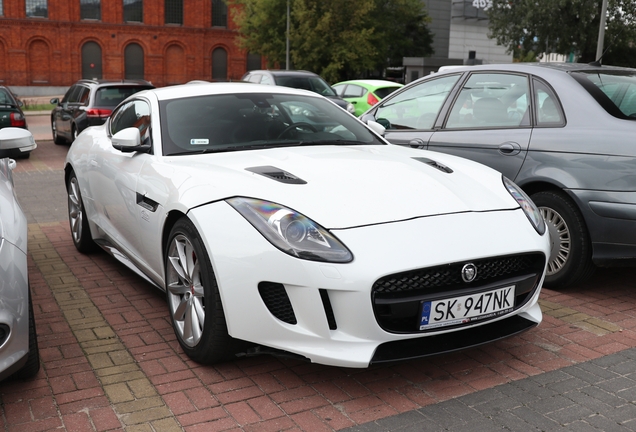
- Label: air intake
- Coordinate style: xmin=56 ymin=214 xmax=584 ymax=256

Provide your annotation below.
xmin=412 ymin=157 xmax=453 ymax=173
xmin=246 ymin=166 xmax=307 ymax=184
xmin=258 ymin=282 xmax=297 ymax=324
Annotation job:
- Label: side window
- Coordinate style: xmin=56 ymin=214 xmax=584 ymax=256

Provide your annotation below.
xmin=62 ymin=85 xmax=80 ymax=104
xmin=260 ymin=75 xmax=272 ymax=85
xmin=534 ymin=79 xmax=564 ymax=126
xmin=247 ymin=74 xmax=262 ymax=83
xmin=110 ymin=100 xmax=151 ymax=141
xmin=78 ymin=87 xmax=90 ymax=105
xmin=375 ymin=74 xmax=460 ymax=130
xmin=344 ymin=85 xmax=365 ymax=98
xmin=446 ymin=73 xmax=530 ymax=129
xmin=332 ymin=84 xmax=345 ymax=97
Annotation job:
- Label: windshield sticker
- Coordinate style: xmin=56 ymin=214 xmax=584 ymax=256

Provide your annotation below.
xmin=190 ymin=139 xmax=209 ymax=145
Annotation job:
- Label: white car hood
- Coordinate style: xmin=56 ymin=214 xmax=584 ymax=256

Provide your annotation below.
xmin=154 ymin=145 xmax=519 ymax=229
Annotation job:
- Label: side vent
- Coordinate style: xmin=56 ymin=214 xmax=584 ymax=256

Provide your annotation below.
xmin=258 ymin=282 xmax=297 ymax=324
xmin=319 ymin=289 xmax=337 ymax=330
xmin=246 ymin=166 xmax=307 ymax=184
xmin=412 ymin=157 xmax=453 ymax=174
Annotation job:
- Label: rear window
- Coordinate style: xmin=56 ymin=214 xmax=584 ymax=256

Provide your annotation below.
xmin=374 ymin=86 xmax=401 ymax=99
xmin=95 ymin=86 xmax=153 ymax=107
xmin=574 ymin=71 xmax=636 ymax=118
xmin=0 ymin=89 xmax=15 ymax=106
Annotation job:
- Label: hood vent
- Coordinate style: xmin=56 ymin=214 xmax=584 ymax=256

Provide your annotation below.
xmin=412 ymin=157 xmax=453 ymax=174
xmin=246 ymin=165 xmax=307 ymax=184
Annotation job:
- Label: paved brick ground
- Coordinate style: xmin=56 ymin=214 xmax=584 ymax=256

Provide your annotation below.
xmin=3 ymin=137 xmax=636 ymax=431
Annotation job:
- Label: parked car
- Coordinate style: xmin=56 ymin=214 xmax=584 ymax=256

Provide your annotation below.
xmin=241 ymin=70 xmax=355 ymax=114
xmin=0 ymin=129 xmax=40 ymax=381
xmin=333 ymin=79 xmax=403 ymax=116
xmin=0 ymin=87 xmax=31 ymax=158
xmin=50 ymin=79 xmax=154 ymax=145
xmin=361 ymin=62 xmax=636 ymax=289
xmin=64 ymin=82 xmax=549 ymax=367
xmin=0 ymin=127 xmax=37 ymax=160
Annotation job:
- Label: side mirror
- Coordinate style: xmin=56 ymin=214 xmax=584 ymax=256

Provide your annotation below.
xmin=50 ymin=97 xmax=59 ymax=105
xmin=0 ymin=128 xmax=37 ymax=158
xmin=366 ymin=120 xmax=386 ymax=137
xmin=112 ymin=127 xmax=150 ymax=153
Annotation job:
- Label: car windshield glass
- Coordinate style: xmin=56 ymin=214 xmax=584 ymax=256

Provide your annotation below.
xmin=577 ymin=71 xmax=636 ymax=118
xmin=0 ymin=89 xmax=16 ymax=106
xmin=159 ymin=92 xmax=384 ymax=156
xmin=275 ymin=76 xmax=337 ymax=96
xmin=95 ymin=86 xmax=152 ymax=107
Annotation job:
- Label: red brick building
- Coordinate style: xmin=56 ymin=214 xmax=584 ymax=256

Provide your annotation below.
xmin=0 ymin=0 xmax=262 ymax=88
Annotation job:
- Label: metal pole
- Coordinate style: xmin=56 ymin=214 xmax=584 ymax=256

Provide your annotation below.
xmin=286 ymin=0 xmax=290 ymax=70
xmin=595 ymin=0 xmax=609 ymax=62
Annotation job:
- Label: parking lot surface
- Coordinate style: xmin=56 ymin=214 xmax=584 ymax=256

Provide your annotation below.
xmin=3 ymin=124 xmax=636 ymax=431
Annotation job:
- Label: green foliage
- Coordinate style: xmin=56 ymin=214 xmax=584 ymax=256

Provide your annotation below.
xmin=229 ymin=0 xmax=433 ymax=83
xmin=487 ymin=0 xmax=636 ymax=66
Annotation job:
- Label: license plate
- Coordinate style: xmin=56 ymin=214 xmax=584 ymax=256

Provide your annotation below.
xmin=419 ymin=286 xmax=515 ymax=330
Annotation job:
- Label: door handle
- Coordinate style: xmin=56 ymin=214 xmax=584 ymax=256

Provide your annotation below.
xmin=498 ymin=142 xmax=521 ymax=155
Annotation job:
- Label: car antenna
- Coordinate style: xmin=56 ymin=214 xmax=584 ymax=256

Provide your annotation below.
xmin=589 ymin=26 xmax=625 ymax=66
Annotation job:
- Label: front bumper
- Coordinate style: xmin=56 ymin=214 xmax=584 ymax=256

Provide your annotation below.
xmin=190 ymin=202 xmax=550 ymax=368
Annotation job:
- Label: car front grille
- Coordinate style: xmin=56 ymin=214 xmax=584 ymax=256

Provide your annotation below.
xmin=372 ymin=253 xmax=545 ymax=333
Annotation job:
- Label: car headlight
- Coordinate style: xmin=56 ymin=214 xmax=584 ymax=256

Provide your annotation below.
xmin=503 ymin=177 xmax=546 ymax=235
xmin=227 ymin=197 xmax=353 ymax=263
xmin=346 ymin=102 xmax=355 ymax=114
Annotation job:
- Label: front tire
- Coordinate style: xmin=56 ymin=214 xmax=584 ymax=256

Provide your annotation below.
xmin=165 ymin=218 xmax=238 ymax=364
xmin=67 ymin=171 xmax=97 ymax=253
xmin=52 ymin=120 xmax=66 ymax=145
xmin=531 ymin=190 xmax=595 ymax=288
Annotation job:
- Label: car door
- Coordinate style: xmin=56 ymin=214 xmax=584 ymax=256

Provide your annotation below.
xmin=427 ymin=72 xmax=533 ymax=180
xmin=87 ymin=99 xmax=151 ymax=264
xmin=372 ymin=74 xmax=462 ymax=148
xmin=54 ymin=85 xmax=81 ymax=137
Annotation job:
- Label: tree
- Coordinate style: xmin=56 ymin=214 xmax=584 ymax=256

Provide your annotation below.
xmin=486 ymin=0 xmax=636 ymax=66
xmin=229 ymin=0 xmax=433 ymax=83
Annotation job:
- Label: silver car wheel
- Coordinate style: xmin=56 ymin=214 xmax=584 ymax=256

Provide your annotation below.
xmin=68 ymin=176 xmax=84 ymax=245
xmin=540 ymin=206 xmax=570 ymax=276
xmin=166 ymin=234 xmax=205 ymax=348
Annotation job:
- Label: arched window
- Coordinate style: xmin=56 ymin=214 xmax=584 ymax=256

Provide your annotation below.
xmin=82 ymin=42 xmax=102 ymax=79
xmin=212 ymin=48 xmax=227 ymax=81
xmin=124 ymin=43 xmax=144 ymax=79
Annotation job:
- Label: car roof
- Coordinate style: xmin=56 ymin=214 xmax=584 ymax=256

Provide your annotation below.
xmin=432 ymin=62 xmax=635 ymax=75
xmin=144 ymin=81 xmax=326 ymax=101
xmin=334 ymin=79 xmax=403 ymax=87
xmin=77 ymin=78 xmax=154 ymax=87
xmin=248 ymin=70 xmax=321 ymax=78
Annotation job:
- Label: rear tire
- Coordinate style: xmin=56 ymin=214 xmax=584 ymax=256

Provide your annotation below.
xmin=165 ymin=218 xmax=240 ymax=364
xmin=531 ymin=190 xmax=595 ymax=289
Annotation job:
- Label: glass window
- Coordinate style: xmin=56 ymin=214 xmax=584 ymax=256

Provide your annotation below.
xmin=534 ymin=79 xmax=564 ymax=126
xmin=124 ymin=0 xmax=143 ymax=22
xmin=80 ymin=0 xmax=101 ymax=20
xmin=78 ymin=87 xmax=90 ymax=105
xmin=26 ymin=0 xmax=47 ymax=18
xmin=165 ymin=0 xmax=182 ymax=24
xmin=260 ymin=75 xmax=272 ymax=85
xmin=96 ymin=85 xmax=152 ymax=108
xmin=124 ymin=43 xmax=144 ymax=79
xmin=110 ymin=100 xmax=151 ymax=145
xmin=0 ymin=1 xmax=4 ymax=16
xmin=446 ymin=73 xmax=530 ymax=129
xmin=343 ymin=85 xmax=365 ymax=98
xmin=212 ymin=48 xmax=227 ymax=81
xmin=375 ymin=74 xmax=460 ymax=130
xmin=212 ymin=0 xmax=227 ymax=27
xmin=577 ymin=71 xmax=636 ymax=118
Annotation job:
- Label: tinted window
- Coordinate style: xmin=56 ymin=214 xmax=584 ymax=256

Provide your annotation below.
xmin=80 ymin=0 xmax=100 ymax=20
xmin=446 ymin=73 xmax=530 ymax=129
xmin=159 ymin=93 xmax=384 ymax=156
xmin=374 ymin=86 xmax=400 ymax=99
xmin=578 ymin=71 xmax=636 ymax=118
xmin=95 ymin=85 xmax=151 ymax=107
xmin=275 ymin=75 xmax=336 ymax=96
xmin=0 ymin=89 xmax=15 ymax=105
xmin=375 ymin=74 xmax=460 ymax=130
xmin=110 ymin=100 xmax=151 ymax=138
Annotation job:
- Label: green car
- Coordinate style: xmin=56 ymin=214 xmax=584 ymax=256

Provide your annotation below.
xmin=332 ymin=79 xmax=403 ymax=116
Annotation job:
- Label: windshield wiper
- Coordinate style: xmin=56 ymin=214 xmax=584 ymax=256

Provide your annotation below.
xmin=298 ymin=140 xmax=375 ymax=146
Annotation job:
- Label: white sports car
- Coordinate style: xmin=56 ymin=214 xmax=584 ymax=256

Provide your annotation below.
xmin=65 ymin=82 xmax=550 ymax=368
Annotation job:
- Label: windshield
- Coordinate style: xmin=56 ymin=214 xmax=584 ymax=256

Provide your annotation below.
xmin=575 ymin=71 xmax=636 ymax=118
xmin=95 ymin=86 xmax=153 ymax=107
xmin=159 ymin=92 xmax=384 ymax=156
xmin=275 ymin=76 xmax=337 ymax=97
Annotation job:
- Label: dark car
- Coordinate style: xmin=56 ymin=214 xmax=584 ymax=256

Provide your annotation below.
xmin=50 ymin=79 xmax=154 ymax=144
xmin=241 ymin=70 xmax=355 ymax=114
xmin=0 ymin=87 xmax=31 ymax=158
xmin=362 ymin=62 xmax=636 ymax=289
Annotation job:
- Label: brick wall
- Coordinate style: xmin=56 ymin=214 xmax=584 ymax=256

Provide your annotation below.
xmin=0 ymin=0 xmax=261 ymax=87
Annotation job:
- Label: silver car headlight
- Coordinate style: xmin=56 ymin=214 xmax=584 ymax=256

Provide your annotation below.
xmin=227 ymin=197 xmax=353 ymax=263
xmin=503 ymin=177 xmax=546 ymax=235
xmin=346 ymin=102 xmax=355 ymax=114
